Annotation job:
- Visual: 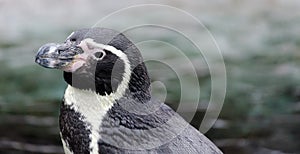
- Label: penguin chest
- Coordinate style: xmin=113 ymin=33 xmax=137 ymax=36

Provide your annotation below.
xmin=59 ymin=86 xmax=115 ymax=154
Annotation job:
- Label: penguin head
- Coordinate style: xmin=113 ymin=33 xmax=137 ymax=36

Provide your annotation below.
xmin=36 ymin=28 xmax=150 ymax=97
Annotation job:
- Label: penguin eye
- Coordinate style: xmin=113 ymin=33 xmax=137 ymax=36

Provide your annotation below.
xmin=94 ymin=51 xmax=105 ymax=60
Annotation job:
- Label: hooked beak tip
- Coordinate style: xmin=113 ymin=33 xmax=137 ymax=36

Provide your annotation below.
xmin=35 ymin=41 xmax=84 ymax=70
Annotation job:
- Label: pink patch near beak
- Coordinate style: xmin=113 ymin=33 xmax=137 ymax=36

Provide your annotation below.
xmin=62 ymin=39 xmax=102 ymax=72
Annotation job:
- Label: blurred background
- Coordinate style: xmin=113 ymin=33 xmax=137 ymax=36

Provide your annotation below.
xmin=1 ymin=0 xmax=300 ymax=153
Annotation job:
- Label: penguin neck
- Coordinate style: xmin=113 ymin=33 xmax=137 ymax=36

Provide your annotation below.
xmin=63 ymin=62 xmax=151 ymax=102
xmin=63 ymin=71 xmax=121 ymax=96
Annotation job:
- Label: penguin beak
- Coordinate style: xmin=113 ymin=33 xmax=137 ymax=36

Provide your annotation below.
xmin=35 ymin=42 xmax=83 ymax=69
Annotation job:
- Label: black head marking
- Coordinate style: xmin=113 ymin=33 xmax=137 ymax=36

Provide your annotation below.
xmin=63 ymin=28 xmax=151 ymax=100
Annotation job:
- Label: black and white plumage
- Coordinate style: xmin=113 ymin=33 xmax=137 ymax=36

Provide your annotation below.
xmin=35 ymin=28 xmax=222 ymax=154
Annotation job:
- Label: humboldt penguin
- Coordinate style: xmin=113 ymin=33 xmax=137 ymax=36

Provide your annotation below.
xmin=35 ymin=27 xmax=222 ymax=154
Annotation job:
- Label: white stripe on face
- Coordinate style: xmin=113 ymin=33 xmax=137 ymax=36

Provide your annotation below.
xmin=66 ymin=32 xmax=75 ymax=41
xmin=75 ymin=38 xmax=132 ymax=100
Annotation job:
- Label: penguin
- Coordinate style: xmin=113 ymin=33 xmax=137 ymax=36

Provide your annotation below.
xmin=35 ymin=28 xmax=222 ymax=154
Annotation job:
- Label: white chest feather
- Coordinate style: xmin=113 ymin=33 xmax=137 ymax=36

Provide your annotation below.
xmin=63 ymin=85 xmax=116 ymax=154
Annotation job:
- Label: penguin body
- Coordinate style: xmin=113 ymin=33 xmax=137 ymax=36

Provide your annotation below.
xmin=35 ymin=28 xmax=222 ymax=154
